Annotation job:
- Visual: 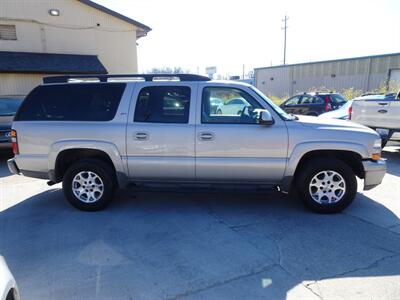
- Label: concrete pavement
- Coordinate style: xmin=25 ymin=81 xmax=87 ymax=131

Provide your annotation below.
xmin=0 ymin=144 xmax=399 ymax=300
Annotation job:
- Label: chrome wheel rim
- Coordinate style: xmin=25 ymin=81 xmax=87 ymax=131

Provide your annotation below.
xmin=309 ymin=170 xmax=346 ymax=204
xmin=72 ymin=171 xmax=104 ymax=203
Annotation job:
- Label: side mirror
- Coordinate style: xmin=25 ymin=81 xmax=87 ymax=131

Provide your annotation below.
xmin=258 ymin=109 xmax=274 ymax=125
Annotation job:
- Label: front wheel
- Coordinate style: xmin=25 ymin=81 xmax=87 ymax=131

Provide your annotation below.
xmin=296 ymin=158 xmax=357 ymax=213
xmin=62 ymin=159 xmax=116 ymax=211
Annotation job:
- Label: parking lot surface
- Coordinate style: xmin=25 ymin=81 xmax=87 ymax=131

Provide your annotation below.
xmin=0 ymin=144 xmax=400 ymax=300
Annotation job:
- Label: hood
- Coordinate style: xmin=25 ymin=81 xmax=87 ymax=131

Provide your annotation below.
xmin=296 ymin=115 xmax=377 ymax=135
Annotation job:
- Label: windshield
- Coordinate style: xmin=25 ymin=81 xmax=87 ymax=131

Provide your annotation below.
xmin=0 ymin=98 xmax=24 ymax=116
xmin=249 ymin=86 xmax=295 ymax=120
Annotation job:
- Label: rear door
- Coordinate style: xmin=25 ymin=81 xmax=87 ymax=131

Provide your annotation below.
xmin=126 ymin=82 xmax=197 ymax=180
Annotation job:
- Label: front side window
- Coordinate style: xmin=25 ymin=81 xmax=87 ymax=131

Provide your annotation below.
xmin=202 ymin=87 xmax=262 ymax=124
xmin=284 ymin=96 xmax=300 ymax=106
xmin=15 ymin=83 xmax=125 ymax=121
xmin=134 ymin=86 xmax=191 ymax=123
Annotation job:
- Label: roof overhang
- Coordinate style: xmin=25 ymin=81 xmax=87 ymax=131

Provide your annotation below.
xmin=0 ymin=51 xmax=108 ymax=74
xmin=77 ymin=0 xmax=151 ymax=35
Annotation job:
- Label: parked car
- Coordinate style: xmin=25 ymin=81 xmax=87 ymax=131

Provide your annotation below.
xmin=216 ymin=98 xmax=250 ymax=115
xmin=0 ymin=256 xmax=20 ymax=300
xmin=350 ymin=93 xmax=400 ymax=147
xmin=210 ymin=97 xmax=222 ymax=114
xmin=8 ymin=74 xmax=385 ymax=213
xmin=0 ymin=98 xmax=24 ymax=150
xmin=319 ymin=100 xmax=353 ymax=120
xmin=280 ymin=92 xmax=346 ymax=116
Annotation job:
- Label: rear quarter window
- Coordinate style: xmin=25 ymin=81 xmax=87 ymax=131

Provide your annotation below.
xmin=15 ymin=83 xmax=126 ymax=121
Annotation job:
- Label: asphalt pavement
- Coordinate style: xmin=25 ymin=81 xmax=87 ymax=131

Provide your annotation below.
xmin=0 ymin=143 xmax=399 ymax=300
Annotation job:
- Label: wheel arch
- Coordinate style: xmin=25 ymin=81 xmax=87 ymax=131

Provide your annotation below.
xmin=281 ymin=142 xmax=367 ymax=193
xmin=49 ymin=141 xmax=127 ymax=187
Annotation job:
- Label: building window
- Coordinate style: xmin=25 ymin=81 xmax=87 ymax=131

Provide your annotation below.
xmin=0 ymin=25 xmax=17 ymax=40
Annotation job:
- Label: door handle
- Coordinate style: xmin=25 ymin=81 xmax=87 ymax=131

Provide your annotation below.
xmin=134 ymin=132 xmax=149 ymax=140
xmin=378 ymin=102 xmax=389 ymax=106
xmin=378 ymin=109 xmax=388 ymax=114
xmin=198 ymin=132 xmax=215 ymax=141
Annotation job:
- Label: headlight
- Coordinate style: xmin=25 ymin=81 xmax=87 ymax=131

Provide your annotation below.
xmin=372 ymin=138 xmax=382 ymax=161
xmin=373 ymin=139 xmax=382 ymax=149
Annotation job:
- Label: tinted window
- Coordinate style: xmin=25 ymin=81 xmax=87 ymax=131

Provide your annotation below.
xmin=15 ymin=83 xmax=125 ymax=121
xmin=229 ymin=99 xmax=244 ymax=105
xmin=313 ymin=96 xmax=325 ymax=104
xmin=0 ymin=98 xmax=23 ymax=116
xmin=284 ymin=96 xmax=300 ymax=106
xmin=331 ymin=94 xmax=346 ymax=104
xmin=134 ymin=86 xmax=191 ymax=123
xmin=299 ymin=96 xmax=313 ymax=104
xmin=202 ymin=87 xmax=262 ymax=124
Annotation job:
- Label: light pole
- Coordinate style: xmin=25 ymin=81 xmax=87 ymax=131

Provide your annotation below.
xmin=282 ymin=15 xmax=289 ymax=65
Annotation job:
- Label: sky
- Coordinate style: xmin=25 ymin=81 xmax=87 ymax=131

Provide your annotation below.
xmin=94 ymin=0 xmax=400 ymax=77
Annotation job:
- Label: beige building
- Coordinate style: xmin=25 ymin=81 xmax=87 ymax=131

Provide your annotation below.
xmin=255 ymin=53 xmax=400 ymax=98
xmin=0 ymin=0 xmax=151 ymax=97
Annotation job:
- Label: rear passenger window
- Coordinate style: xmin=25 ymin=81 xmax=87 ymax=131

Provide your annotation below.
xmin=313 ymin=96 xmax=324 ymax=104
xmin=331 ymin=95 xmax=346 ymax=104
xmin=134 ymin=86 xmax=191 ymax=123
xmin=15 ymin=83 xmax=126 ymax=121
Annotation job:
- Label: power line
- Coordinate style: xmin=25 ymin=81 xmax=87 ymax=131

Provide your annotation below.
xmin=281 ymin=15 xmax=289 ymax=65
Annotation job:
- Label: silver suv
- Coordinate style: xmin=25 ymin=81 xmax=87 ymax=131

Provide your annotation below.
xmin=7 ymin=74 xmax=386 ymax=213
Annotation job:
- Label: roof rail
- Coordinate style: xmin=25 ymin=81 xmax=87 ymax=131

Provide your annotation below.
xmin=43 ymin=73 xmax=211 ymax=84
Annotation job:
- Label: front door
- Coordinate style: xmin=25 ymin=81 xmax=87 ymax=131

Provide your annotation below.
xmin=196 ymin=85 xmax=288 ymax=183
xmin=126 ymin=83 xmax=196 ymax=180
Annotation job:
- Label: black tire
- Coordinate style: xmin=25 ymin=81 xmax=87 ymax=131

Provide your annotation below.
xmin=62 ymin=159 xmax=116 ymax=211
xmin=296 ymin=157 xmax=357 ymax=213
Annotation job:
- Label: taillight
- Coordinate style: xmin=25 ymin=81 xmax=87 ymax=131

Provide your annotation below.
xmin=325 ymin=96 xmax=332 ymax=111
xmin=348 ymin=105 xmax=352 ymax=120
xmin=11 ymin=130 xmax=19 ymax=154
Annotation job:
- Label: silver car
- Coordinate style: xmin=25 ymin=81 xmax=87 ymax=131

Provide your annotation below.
xmin=8 ymin=74 xmax=386 ymax=213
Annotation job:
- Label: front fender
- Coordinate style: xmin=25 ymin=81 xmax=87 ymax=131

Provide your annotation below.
xmin=281 ymin=141 xmax=369 ymax=192
xmin=48 ymin=140 xmax=127 ymax=187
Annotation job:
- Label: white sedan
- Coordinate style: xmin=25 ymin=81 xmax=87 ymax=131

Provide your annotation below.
xmin=0 ymin=256 xmax=19 ymax=300
xmin=216 ymin=98 xmax=250 ymax=115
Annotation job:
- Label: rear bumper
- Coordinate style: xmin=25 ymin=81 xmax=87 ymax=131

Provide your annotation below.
xmin=362 ymin=159 xmax=386 ymax=190
xmin=0 ymin=140 xmax=11 ymax=149
xmin=7 ymin=158 xmax=20 ymax=175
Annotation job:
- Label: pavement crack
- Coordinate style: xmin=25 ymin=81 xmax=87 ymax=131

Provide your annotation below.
xmin=319 ymin=253 xmax=399 ymax=280
xmin=166 ymin=264 xmax=274 ymax=300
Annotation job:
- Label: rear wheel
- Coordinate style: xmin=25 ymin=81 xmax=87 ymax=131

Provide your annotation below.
xmin=62 ymin=159 xmax=116 ymax=211
xmin=296 ymin=158 xmax=357 ymax=213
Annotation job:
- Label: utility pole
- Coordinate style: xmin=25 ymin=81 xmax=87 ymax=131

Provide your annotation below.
xmin=282 ymin=14 xmax=289 ymax=65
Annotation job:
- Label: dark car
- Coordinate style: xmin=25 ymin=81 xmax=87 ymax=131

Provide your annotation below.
xmin=0 ymin=98 xmax=24 ymax=150
xmin=280 ymin=92 xmax=346 ymax=116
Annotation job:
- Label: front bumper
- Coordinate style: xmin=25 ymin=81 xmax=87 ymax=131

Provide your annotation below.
xmin=362 ymin=159 xmax=386 ymax=190
xmin=7 ymin=158 xmax=20 ymax=175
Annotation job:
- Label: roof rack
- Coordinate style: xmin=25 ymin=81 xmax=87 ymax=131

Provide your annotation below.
xmin=43 ymin=74 xmax=211 ymax=84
